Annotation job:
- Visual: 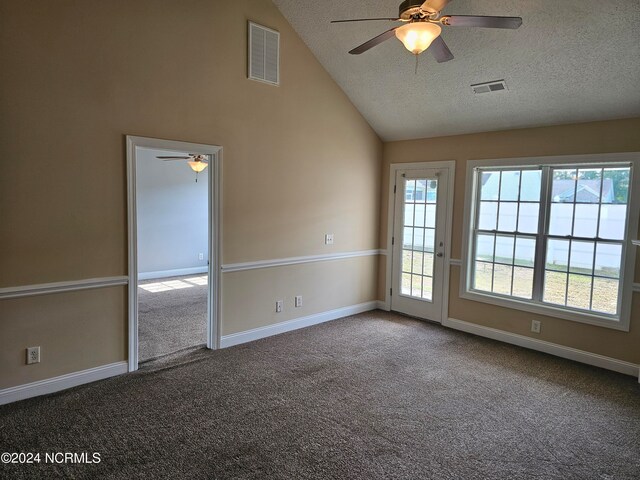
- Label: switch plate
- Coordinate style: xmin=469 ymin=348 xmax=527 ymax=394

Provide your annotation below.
xmin=295 ymin=295 xmax=302 ymax=307
xmin=325 ymin=234 xmax=334 ymax=245
xmin=198 ymin=253 xmax=204 ymax=260
xmin=26 ymin=346 xmax=40 ymax=365
xmin=531 ymin=320 xmax=541 ymax=334
xmin=275 ymin=300 xmax=283 ymax=313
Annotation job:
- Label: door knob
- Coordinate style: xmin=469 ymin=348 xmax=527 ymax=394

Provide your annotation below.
xmin=436 ymin=252 xmax=443 ymax=257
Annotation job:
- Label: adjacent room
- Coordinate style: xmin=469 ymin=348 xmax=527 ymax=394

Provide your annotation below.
xmin=1 ymin=0 xmax=639 ymax=478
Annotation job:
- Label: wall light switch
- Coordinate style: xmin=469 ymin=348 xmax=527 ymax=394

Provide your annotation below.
xmin=325 ymin=234 xmax=334 ymax=245
xmin=295 ymin=295 xmax=302 ymax=307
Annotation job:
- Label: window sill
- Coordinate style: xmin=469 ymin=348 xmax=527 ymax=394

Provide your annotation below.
xmin=459 ymin=289 xmax=630 ymax=332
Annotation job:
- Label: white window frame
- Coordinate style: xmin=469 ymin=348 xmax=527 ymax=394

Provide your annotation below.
xmin=460 ymin=152 xmax=640 ymax=332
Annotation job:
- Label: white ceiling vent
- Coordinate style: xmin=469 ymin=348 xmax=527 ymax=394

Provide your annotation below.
xmin=471 ymin=80 xmax=508 ymax=95
xmin=248 ymin=22 xmax=280 ymax=86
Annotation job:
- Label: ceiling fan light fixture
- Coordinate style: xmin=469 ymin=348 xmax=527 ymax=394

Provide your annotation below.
xmin=188 ymin=160 xmax=208 ymax=173
xmin=395 ymin=22 xmax=441 ymax=55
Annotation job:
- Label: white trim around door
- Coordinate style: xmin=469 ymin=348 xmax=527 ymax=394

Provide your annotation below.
xmin=126 ymin=136 xmax=223 ymax=372
xmin=385 ymin=161 xmax=456 ymax=323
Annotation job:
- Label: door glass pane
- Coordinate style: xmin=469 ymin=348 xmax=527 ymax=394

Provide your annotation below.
xmin=400 ymin=177 xmax=438 ymax=301
xmin=414 ymin=203 xmax=426 ymax=227
xmin=426 ymin=180 xmax=438 ymax=203
xmin=424 ymin=228 xmax=435 ymax=252
xmin=404 ymin=204 xmax=415 ymax=226
xmin=423 ymin=253 xmax=434 ymax=278
xmin=425 ymin=204 xmax=436 ymax=228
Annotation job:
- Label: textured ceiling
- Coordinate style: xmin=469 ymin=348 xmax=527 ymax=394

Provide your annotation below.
xmin=272 ymin=0 xmax=640 ymax=141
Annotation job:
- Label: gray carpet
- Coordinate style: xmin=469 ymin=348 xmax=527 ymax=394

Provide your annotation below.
xmin=138 ymin=275 xmax=207 ymax=362
xmin=1 ymin=311 xmax=639 ymax=479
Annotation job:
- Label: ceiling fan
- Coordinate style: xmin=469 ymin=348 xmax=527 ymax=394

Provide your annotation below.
xmin=332 ymin=0 xmax=522 ymax=62
xmin=156 ymin=154 xmax=208 ymax=182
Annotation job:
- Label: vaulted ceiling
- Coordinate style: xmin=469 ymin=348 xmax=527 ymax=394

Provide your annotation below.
xmin=273 ymin=0 xmax=640 ymax=141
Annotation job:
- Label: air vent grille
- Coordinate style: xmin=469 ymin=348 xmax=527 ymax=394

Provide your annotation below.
xmin=248 ymin=22 xmax=279 ymax=85
xmin=471 ymin=80 xmax=508 ymax=95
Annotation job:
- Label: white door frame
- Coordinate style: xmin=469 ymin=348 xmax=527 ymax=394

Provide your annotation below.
xmin=385 ymin=161 xmax=455 ymax=322
xmin=126 ymin=135 xmax=223 ymax=372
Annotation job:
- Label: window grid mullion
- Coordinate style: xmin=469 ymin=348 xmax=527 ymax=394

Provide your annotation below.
xmin=533 ymin=166 xmax=551 ymax=302
xmin=491 ymin=172 xmax=504 ymax=292
xmin=589 ymin=168 xmax=605 ymax=310
xmin=510 ymin=171 xmax=524 ymax=296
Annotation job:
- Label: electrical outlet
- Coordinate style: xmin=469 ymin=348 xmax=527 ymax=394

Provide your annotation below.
xmin=198 ymin=253 xmax=204 ymax=260
xmin=324 ymin=234 xmax=334 ymax=245
xmin=295 ymin=295 xmax=302 ymax=307
xmin=531 ymin=320 xmax=541 ymax=334
xmin=26 ymin=346 xmax=40 ymax=365
xmin=275 ymin=300 xmax=283 ymax=313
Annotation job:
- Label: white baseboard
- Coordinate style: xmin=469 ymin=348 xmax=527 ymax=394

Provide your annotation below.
xmin=376 ymin=300 xmax=390 ymax=311
xmin=0 ymin=361 xmax=128 ymax=406
xmin=138 ymin=267 xmax=208 ymax=281
xmin=220 ymin=301 xmax=379 ymax=348
xmin=443 ymin=317 xmax=639 ymax=378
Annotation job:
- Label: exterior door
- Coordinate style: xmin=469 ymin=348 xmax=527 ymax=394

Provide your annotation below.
xmin=391 ymin=168 xmax=448 ymax=321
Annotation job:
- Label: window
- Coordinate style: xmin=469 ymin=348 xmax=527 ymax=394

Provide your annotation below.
xmin=462 ymin=154 xmax=638 ymax=330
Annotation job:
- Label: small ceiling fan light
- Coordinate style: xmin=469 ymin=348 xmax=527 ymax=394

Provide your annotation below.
xmin=188 ymin=161 xmax=208 ymax=173
xmin=395 ymin=22 xmax=441 ymax=55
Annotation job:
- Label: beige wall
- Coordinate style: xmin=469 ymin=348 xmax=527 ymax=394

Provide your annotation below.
xmin=379 ymin=118 xmax=640 ymax=364
xmin=0 ymin=0 xmax=382 ymax=389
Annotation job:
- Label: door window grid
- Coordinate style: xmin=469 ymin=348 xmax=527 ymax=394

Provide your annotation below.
xmin=470 ymin=164 xmax=630 ymax=319
xmin=401 ymin=179 xmax=437 ymax=301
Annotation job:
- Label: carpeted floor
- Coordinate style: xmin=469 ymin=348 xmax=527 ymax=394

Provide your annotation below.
xmin=1 ymin=311 xmax=639 ymax=479
xmin=138 ymin=275 xmax=208 ymax=362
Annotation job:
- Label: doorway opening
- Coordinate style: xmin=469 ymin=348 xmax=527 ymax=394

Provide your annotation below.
xmin=126 ymin=136 xmax=221 ymax=372
xmin=386 ymin=161 xmax=455 ymax=323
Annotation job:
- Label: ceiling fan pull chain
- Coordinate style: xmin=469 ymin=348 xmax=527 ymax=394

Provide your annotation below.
xmin=414 ymin=53 xmax=419 ymax=75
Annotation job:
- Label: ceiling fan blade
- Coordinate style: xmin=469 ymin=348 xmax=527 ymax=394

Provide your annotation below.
xmin=157 ymin=156 xmax=191 ymax=160
xmin=331 ymin=18 xmax=401 ymax=23
xmin=429 ymin=36 xmax=454 ymax=63
xmin=420 ymin=0 xmax=452 ymax=15
xmin=349 ymin=27 xmax=399 ymax=55
xmin=441 ymin=15 xmax=522 ymax=29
